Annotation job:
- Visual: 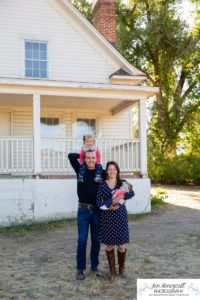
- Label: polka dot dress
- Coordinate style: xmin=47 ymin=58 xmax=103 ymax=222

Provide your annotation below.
xmin=96 ymin=181 xmax=134 ymax=246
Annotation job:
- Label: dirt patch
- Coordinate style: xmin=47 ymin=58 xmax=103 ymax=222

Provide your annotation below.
xmin=0 ymin=185 xmax=200 ymax=299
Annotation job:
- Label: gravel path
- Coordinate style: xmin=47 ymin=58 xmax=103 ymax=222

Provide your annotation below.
xmin=0 ymin=185 xmax=200 ymax=300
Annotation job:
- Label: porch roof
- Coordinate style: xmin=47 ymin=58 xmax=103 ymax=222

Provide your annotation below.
xmin=0 ymin=77 xmax=159 ymax=114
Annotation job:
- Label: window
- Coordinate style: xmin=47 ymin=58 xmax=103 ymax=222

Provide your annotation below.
xmin=25 ymin=41 xmax=48 ymax=79
xmin=76 ymin=118 xmax=96 ymax=137
xmin=40 ymin=117 xmax=60 ymax=136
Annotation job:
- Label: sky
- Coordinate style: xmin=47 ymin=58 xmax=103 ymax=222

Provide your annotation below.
xmin=178 ymin=0 xmax=196 ymax=27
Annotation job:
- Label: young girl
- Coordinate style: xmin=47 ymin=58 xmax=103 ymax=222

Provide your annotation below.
xmin=99 ymin=181 xmax=132 ymax=210
xmin=78 ymin=135 xmax=103 ymax=183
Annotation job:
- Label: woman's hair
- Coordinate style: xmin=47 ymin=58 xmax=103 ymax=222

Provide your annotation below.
xmin=106 ymin=161 xmax=122 ymax=187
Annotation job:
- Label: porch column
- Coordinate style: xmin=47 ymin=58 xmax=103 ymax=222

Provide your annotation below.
xmin=139 ymin=98 xmax=148 ymax=177
xmin=33 ymin=94 xmax=41 ymax=175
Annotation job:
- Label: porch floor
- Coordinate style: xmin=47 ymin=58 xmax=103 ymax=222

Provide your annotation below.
xmin=0 ymin=174 xmax=141 ymax=179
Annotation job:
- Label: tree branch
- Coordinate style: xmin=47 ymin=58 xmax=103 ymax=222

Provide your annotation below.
xmin=174 ymin=68 xmax=187 ymax=98
xmin=177 ymin=102 xmax=200 ymax=133
xmin=145 ymin=73 xmax=156 ymax=85
xmin=144 ymin=0 xmax=151 ymax=22
xmin=181 ymin=81 xmax=198 ymax=101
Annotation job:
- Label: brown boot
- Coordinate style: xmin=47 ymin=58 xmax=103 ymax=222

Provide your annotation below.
xmin=118 ymin=249 xmax=126 ymax=278
xmin=106 ymin=249 xmax=117 ymax=279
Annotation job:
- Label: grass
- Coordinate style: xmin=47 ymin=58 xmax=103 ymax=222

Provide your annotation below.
xmin=128 ymin=213 xmax=151 ymax=221
xmin=151 ymin=188 xmax=168 ymax=209
xmin=40 ymin=254 xmax=53 ymax=262
xmin=0 ymin=213 xmax=151 ymax=233
xmin=0 ymin=209 xmax=164 ymax=234
xmin=0 ymin=218 xmax=76 ymax=233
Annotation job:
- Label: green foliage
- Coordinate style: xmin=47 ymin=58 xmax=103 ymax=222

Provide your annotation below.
xmin=70 ymin=0 xmax=92 ymax=21
xmin=148 ymin=147 xmax=200 ymax=184
xmin=117 ymin=0 xmax=200 ymax=155
xmin=70 ymin=0 xmax=200 ymax=184
xmin=151 ymin=189 xmax=168 ymax=208
xmin=132 ymin=104 xmax=139 ymax=138
xmin=179 ymin=108 xmax=200 ymax=156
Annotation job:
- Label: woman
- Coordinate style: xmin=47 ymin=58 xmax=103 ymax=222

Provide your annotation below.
xmin=96 ymin=161 xmax=135 ymax=279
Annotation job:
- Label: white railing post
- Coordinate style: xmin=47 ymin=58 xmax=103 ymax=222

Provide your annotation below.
xmin=33 ymin=94 xmax=41 ymax=176
xmin=39 ymin=137 xmax=140 ymax=174
xmin=139 ymin=98 xmax=148 ymax=177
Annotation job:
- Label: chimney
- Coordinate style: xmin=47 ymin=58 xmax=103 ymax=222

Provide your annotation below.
xmin=92 ymin=0 xmax=117 ymax=45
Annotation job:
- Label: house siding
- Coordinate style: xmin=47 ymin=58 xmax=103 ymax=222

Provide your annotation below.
xmin=100 ymin=111 xmax=131 ymax=139
xmin=13 ymin=110 xmax=33 ymax=136
xmin=63 ymin=112 xmax=72 ymax=138
xmin=1 ymin=107 xmax=131 ymax=139
xmin=0 ymin=0 xmax=119 ymax=83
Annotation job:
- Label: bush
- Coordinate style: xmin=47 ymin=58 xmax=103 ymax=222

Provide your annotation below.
xmin=148 ymin=154 xmax=200 ymax=185
xmin=151 ymin=188 xmax=168 ymax=208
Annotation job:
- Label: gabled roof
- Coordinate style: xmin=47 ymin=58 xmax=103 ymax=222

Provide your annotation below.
xmin=58 ymin=0 xmax=145 ymax=76
xmin=109 ymin=69 xmax=146 ymax=85
xmin=109 ymin=69 xmax=132 ymax=77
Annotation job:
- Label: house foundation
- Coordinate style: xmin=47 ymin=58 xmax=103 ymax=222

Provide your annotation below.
xmin=0 ymin=178 xmax=150 ymax=227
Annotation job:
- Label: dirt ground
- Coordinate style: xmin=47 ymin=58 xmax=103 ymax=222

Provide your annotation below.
xmin=0 ymin=185 xmax=200 ymax=300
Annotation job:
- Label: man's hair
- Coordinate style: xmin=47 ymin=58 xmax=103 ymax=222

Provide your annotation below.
xmin=85 ymin=149 xmax=96 ymax=157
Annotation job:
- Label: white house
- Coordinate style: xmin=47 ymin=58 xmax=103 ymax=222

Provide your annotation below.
xmin=0 ymin=0 xmax=158 ymax=227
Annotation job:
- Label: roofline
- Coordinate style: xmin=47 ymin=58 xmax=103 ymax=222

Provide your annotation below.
xmin=0 ymin=77 xmax=159 ymax=93
xmin=110 ymin=75 xmax=147 ymax=80
xmin=59 ymin=0 xmax=145 ymax=76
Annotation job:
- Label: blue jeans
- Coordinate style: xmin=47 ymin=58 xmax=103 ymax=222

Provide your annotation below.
xmin=77 ymin=207 xmax=100 ymax=270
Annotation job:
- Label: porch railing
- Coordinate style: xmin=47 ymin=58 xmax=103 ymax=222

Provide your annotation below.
xmin=0 ymin=137 xmax=140 ymax=174
xmin=41 ymin=138 xmax=140 ymax=174
xmin=0 ymin=136 xmax=34 ymax=174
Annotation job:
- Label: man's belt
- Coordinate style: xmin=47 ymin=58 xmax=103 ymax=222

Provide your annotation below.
xmin=79 ymin=203 xmax=97 ymax=210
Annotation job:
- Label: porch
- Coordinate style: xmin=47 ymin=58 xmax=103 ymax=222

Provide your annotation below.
xmin=0 ymin=137 xmax=140 ymax=175
xmin=0 ymin=79 xmax=157 ymax=226
xmin=0 ymin=78 xmax=158 ymax=177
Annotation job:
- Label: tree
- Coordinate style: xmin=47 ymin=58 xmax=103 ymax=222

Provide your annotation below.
xmin=117 ymin=0 xmax=200 ymax=155
xmin=179 ymin=108 xmax=200 ymax=156
xmin=70 ymin=0 xmax=92 ymax=21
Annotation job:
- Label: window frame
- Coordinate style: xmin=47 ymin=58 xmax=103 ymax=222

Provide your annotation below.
xmin=24 ymin=40 xmax=48 ymax=79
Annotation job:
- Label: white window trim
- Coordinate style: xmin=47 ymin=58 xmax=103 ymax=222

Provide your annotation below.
xmin=22 ymin=39 xmax=50 ymax=80
xmin=24 ymin=40 xmax=48 ymax=79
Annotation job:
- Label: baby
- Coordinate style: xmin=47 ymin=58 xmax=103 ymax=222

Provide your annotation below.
xmin=78 ymin=135 xmax=103 ymax=183
xmin=100 ymin=181 xmax=132 ymax=210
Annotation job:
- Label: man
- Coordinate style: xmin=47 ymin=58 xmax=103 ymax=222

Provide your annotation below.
xmin=68 ymin=150 xmax=105 ymax=280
